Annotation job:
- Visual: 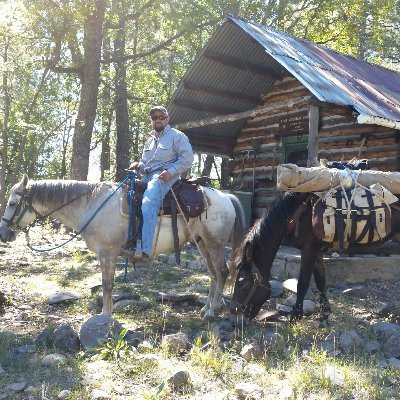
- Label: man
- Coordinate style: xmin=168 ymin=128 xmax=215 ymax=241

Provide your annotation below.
xmin=124 ymin=106 xmax=194 ymax=262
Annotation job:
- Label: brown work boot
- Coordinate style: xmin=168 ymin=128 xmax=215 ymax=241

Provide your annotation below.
xmin=121 ymin=250 xmax=150 ymax=263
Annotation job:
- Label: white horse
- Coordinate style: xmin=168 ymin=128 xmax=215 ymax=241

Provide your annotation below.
xmin=0 ymin=175 xmax=246 ymax=319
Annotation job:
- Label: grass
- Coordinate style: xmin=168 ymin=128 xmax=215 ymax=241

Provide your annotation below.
xmin=1 ymin=233 xmax=400 ymax=399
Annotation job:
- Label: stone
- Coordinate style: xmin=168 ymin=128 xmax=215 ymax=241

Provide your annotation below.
xmin=255 ymin=310 xmax=278 ymax=322
xmin=235 ymin=382 xmax=264 ymax=399
xmin=167 ymin=370 xmax=191 ymax=389
xmin=302 ymin=300 xmax=317 ymax=315
xmin=79 ymin=315 xmax=124 ymax=350
xmin=339 ymin=330 xmax=363 ymax=353
xmin=365 ymin=340 xmax=381 ymax=353
xmin=54 ymin=324 xmax=80 ymax=353
xmin=240 ymin=343 xmax=263 ymax=361
xmin=48 ymin=291 xmax=81 ymax=304
xmin=113 ymin=299 xmax=151 ymax=311
xmin=270 ymin=280 xmax=284 ymax=297
xmin=57 ymin=390 xmax=72 ymax=399
xmin=372 ymin=321 xmax=400 ymax=335
xmin=388 ymin=357 xmax=400 ymax=369
xmin=0 ymin=366 xmax=4 ymax=375
xmin=383 ymin=333 xmax=400 ymax=358
xmin=9 ymin=382 xmax=27 ymax=392
xmin=90 ymin=389 xmax=111 ymax=399
xmin=276 ymin=304 xmax=292 ymax=314
xmin=42 ymin=353 xmax=67 ymax=366
xmin=341 ymin=286 xmax=368 ymax=298
xmin=161 ymin=332 xmax=190 ymax=353
xmin=282 ymin=278 xmax=298 ymax=293
xmin=35 ymin=326 xmax=54 ymax=349
xmin=98 ymin=292 xmax=140 ymax=304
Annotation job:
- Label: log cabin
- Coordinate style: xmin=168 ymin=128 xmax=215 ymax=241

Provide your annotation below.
xmin=168 ymin=14 xmax=400 ymax=222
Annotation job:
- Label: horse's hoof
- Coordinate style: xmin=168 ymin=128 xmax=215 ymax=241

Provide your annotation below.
xmin=202 ymin=310 xmax=215 ymax=321
xmin=200 ymin=306 xmax=210 ymax=317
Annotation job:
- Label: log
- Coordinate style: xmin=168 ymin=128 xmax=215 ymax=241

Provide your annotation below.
xmin=277 ymin=163 xmax=400 ymax=193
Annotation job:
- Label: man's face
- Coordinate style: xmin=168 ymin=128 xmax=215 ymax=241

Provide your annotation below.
xmin=151 ymin=112 xmax=169 ymax=132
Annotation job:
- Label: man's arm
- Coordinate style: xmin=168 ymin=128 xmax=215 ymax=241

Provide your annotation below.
xmin=166 ymin=132 xmax=194 ymax=178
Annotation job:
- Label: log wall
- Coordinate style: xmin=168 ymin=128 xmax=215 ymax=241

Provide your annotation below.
xmin=230 ymin=77 xmax=400 ymax=220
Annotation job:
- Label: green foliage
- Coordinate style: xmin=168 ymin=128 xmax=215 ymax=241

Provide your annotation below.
xmin=95 ymin=328 xmax=134 ymax=363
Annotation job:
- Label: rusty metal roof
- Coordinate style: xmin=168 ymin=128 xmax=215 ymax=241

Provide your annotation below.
xmin=168 ymin=15 xmax=400 ymax=156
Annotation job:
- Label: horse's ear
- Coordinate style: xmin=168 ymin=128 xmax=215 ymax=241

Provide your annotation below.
xmin=244 ymin=241 xmax=253 ymax=262
xmin=21 ymin=174 xmax=29 ymax=187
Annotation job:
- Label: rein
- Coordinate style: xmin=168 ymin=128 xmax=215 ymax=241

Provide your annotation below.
xmin=26 ymin=176 xmax=132 ymax=252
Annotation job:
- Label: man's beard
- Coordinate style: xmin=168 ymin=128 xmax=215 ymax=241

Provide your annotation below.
xmin=154 ymin=125 xmax=164 ymax=132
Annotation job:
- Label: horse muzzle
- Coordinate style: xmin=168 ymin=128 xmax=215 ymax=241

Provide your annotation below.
xmin=0 ymin=225 xmax=16 ymax=243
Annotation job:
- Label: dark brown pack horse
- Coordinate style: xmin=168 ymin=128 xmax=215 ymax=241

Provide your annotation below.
xmin=229 ymin=191 xmax=400 ymax=324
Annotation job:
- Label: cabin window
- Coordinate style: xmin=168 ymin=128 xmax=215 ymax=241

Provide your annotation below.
xmin=281 ymin=137 xmax=308 ymax=167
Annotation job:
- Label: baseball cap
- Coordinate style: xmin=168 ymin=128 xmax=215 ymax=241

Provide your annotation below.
xmin=150 ymin=106 xmax=169 ymax=116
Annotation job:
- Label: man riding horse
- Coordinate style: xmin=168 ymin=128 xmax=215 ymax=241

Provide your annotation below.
xmin=123 ymin=106 xmax=194 ymax=263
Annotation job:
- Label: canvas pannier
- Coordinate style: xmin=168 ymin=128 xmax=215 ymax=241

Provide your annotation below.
xmin=312 ymin=183 xmax=398 ymax=248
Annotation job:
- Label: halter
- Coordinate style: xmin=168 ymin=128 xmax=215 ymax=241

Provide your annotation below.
xmin=231 ymin=260 xmax=271 ymax=313
xmin=1 ymin=190 xmax=37 ymax=230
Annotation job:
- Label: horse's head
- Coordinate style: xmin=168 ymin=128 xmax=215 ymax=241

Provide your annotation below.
xmin=229 ymin=240 xmax=271 ymax=325
xmin=0 ymin=174 xmax=36 ymax=242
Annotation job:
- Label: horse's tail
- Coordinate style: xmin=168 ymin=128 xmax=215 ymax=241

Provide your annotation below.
xmin=225 ymin=194 xmax=247 ymax=288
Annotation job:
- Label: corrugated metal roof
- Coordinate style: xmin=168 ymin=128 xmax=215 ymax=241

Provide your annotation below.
xmin=168 ymin=15 xmax=400 ymax=156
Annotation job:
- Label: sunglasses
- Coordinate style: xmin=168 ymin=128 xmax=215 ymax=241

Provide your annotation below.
xmin=151 ymin=115 xmax=167 ymax=121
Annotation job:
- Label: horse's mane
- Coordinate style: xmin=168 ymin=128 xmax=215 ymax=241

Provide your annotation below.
xmin=236 ymin=192 xmax=304 ymax=264
xmin=28 ymin=180 xmax=106 ymax=208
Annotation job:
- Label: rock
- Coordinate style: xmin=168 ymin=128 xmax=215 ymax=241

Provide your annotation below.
xmin=302 ymin=300 xmax=317 ymax=315
xmin=42 ymin=353 xmax=67 ymax=366
xmin=255 ymin=310 xmax=278 ymax=322
xmin=263 ymin=332 xmax=283 ymax=347
xmin=57 ymin=390 xmax=72 ymax=399
xmin=156 ymin=291 xmax=197 ymax=303
xmin=235 ymin=382 xmax=264 ymax=399
xmin=276 ymin=304 xmax=292 ymax=314
xmin=35 ymin=326 xmax=55 ymax=349
xmin=167 ymin=370 xmax=191 ymax=389
xmin=270 ymin=280 xmax=284 ymax=297
xmin=324 ymin=365 xmax=345 ymax=385
xmin=282 ymin=278 xmax=298 ymax=293
xmin=372 ymin=322 xmax=400 ymax=339
xmin=9 ymin=382 xmax=27 ymax=392
xmin=113 ymin=299 xmax=152 ymax=311
xmin=79 ymin=315 xmax=124 ymax=350
xmin=161 ymin=332 xmax=190 ymax=353
xmin=341 ymin=286 xmax=368 ymax=298
xmin=48 ymin=291 xmax=81 ymax=304
xmin=16 ymin=344 xmax=35 ymax=354
xmin=374 ymin=302 xmax=400 ymax=319
xmin=90 ymin=389 xmax=111 ymax=399
xmin=339 ymin=330 xmax=363 ymax=353
xmin=365 ymin=340 xmax=381 ymax=353
xmin=218 ymin=320 xmax=234 ymax=332
xmin=98 ymin=292 xmax=140 ymax=304
xmin=0 ymin=366 xmax=4 ymax=375
xmin=240 ymin=343 xmax=263 ymax=361
xmin=388 ymin=357 xmax=400 ymax=369
xmin=383 ymin=333 xmax=400 ymax=358
xmin=54 ymin=324 xmax=80 ymax=353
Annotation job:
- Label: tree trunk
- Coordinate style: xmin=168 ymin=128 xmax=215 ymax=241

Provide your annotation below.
xmin=114 ymin=2 xmax=131 ymax=182
xmin=0 ymin=37 xmax=10 ymax=215
xmin=220 ymin=158 xmax=230 ymax=189
xmin=70 ymin=0 xmax=106 ymax=180
xmin=201 ymin=155 xmax=214 ymax=177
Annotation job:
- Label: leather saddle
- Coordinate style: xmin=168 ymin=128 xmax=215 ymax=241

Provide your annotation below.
xmin=125 ymin=176 xmax=211 ymax=265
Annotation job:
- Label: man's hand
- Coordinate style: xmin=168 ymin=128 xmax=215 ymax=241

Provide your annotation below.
xmin=128 ymin=162 xmax=140 ymax=171
xmin=159 ymin=170 xmax=172 ymax=181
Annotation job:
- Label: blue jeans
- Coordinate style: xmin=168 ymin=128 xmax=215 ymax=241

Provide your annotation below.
xmin=140 ymin=171 xmax=179 ymax=255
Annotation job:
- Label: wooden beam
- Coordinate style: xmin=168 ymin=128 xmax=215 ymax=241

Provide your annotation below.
xmin=186 ymin=132 xmax=236 ymax=156
xmin=173 ymin=108 xmax=258 ymax=131
xmin=307 ymin=104 xmax=319 ymax=167
xmin=183 ymin=81 xmax=263 ymax=105
xmin=204 ymin=50 xmax=282 ymax=80
xmin=173 ymin=99 xmax=238 ymax=115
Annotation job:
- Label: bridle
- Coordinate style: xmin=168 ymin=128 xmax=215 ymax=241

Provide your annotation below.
xmin=231 ymin=260 xmax=271 ymax=312
xmin=1 ymin=189 xmax=37 ymax=230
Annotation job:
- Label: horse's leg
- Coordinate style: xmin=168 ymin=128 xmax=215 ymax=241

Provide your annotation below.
xmin=200 ymin=239 xmax=228 ymax=321
xmin=313 ymin=252 xmax=331 ymax=321
xmin=99 ymin=255 xmax=117 ymax=316
xmin=292 ymin=242 xmax=321 ymax=321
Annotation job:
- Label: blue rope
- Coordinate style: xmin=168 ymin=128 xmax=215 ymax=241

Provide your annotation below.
xmin=124 ymin=174 xmax=137 ymax=279
xmin=28 ymin=174 xmax=135 ymax=253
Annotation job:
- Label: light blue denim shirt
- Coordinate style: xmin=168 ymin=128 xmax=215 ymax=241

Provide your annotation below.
xmin=138 ymin=125 xmax=194 ymax=178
